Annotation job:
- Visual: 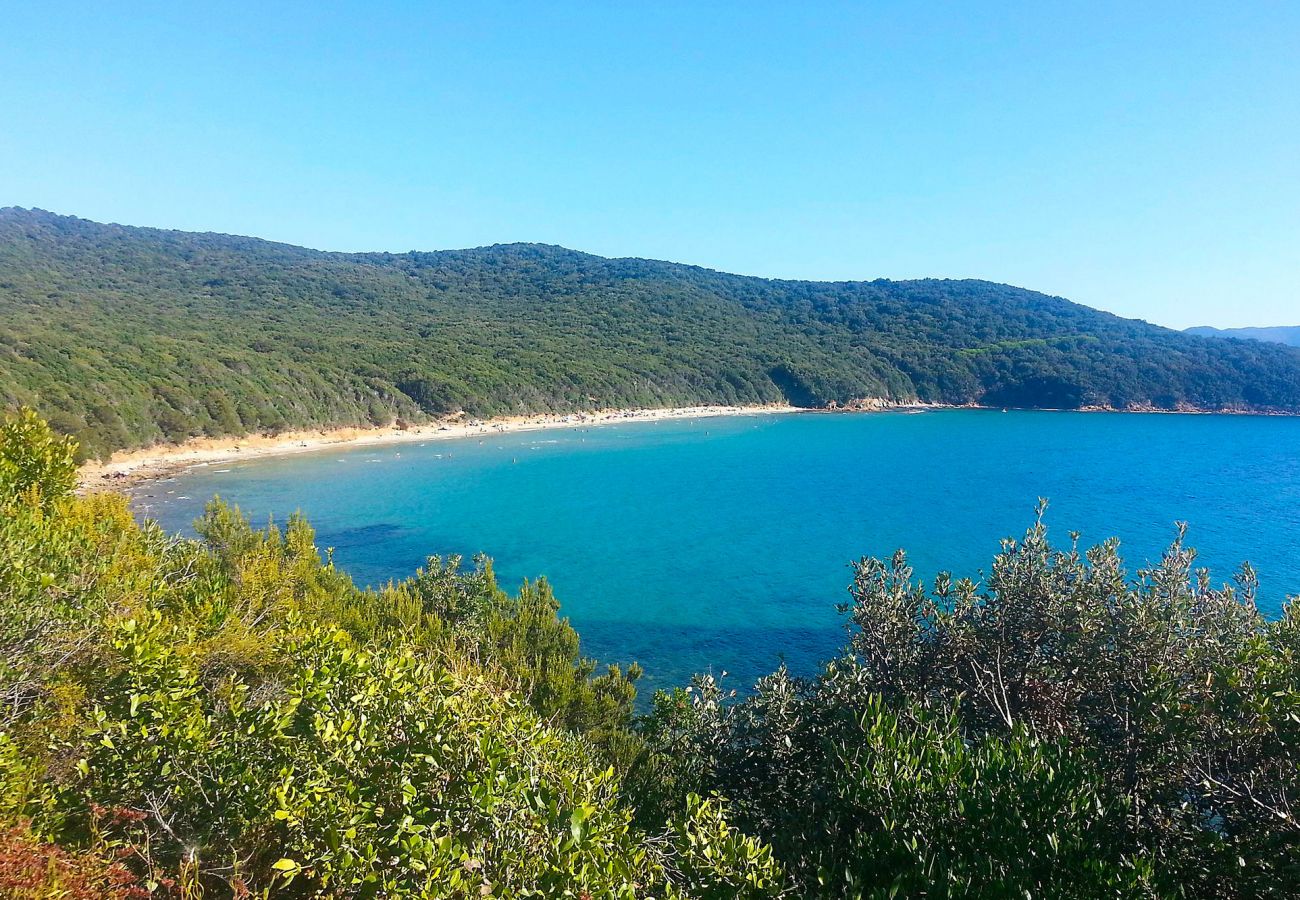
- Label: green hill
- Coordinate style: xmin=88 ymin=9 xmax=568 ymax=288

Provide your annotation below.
xmin=3 ymin=207 xmax=1299 ymax=459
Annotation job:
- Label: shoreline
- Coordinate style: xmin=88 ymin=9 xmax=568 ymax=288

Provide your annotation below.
xmin=77 ymin=400 xmax=1296 ymax=492
xmin=78 ymin=404 xmax=803 ymax=491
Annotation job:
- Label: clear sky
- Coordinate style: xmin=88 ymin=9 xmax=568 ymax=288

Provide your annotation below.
xmin=2 ymin=2 xmax=1296 ymax=328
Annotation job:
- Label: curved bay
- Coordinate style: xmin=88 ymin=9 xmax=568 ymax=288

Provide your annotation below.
xmin=139 ymin=410 xmax=1300 ymax=692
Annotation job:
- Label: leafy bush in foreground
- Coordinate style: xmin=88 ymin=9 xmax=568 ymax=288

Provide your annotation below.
xmin=0 ymin=406 xmax=78 ymax=504
xmin=0 ymin=410 xmax=783 ymax=897
xmin=70 ymin=620 xmax=664 ymax=896
xmin=639 ymin=674 xmax=1150 ymax=897
xmin=637 ymin=512 xmax=1300 ymax=897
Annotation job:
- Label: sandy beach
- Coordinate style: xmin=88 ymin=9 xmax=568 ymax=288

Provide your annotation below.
xmin=78 ymin=399 xmax=1290 ymax=493
xmin=78 ymin=404 xmax=802 ymax=491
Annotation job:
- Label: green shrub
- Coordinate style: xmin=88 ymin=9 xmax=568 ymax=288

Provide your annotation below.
xmin=637 ymin=513 xmax=1300 ymax=896
xmin=60 ymin=618 xmax=679 ymax=896
xmin=0 ymin=411 xmax=781 ymax=898
xmin=0 ymin=407 xmax=78 ymax=505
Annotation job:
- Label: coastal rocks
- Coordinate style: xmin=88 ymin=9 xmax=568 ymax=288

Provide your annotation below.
xmin=823 ymin=398 xmax=938 ymax=412
xmin=1077 ymin=401 xmax=1288 ymax=415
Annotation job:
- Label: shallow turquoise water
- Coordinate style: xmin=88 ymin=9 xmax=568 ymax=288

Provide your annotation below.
xmin=139 ymin=411 xmax=1300 ymax=694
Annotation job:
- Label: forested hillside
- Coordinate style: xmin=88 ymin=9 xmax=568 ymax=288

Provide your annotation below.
xmin=4 ymin=207 xmax=1300 ymax=460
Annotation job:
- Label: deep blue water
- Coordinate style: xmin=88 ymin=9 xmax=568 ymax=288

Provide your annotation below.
xmin=138 ymin=411 xmax=1300 ymax=694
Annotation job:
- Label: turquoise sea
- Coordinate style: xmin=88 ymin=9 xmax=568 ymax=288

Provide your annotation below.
xmin=139 ymin=411 xmax=1300 ymax=694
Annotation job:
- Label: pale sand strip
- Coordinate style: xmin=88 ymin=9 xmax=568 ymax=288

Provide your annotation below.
xmin=79 ymin=404 xmax=802 ymax=491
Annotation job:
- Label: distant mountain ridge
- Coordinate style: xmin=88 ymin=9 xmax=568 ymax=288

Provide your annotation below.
xmin=1185 ymin=325 xmax=1300 ymax=348
xmin=3 ymin=207 xmax=1300 ymax=459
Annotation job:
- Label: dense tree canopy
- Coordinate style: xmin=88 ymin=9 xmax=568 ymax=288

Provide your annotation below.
xmin=4 ymin=208 xmax=1299 ymax=461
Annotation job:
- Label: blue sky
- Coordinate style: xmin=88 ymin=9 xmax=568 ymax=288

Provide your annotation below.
xmin=2 ymin=1 xmax=1296 ymax=327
